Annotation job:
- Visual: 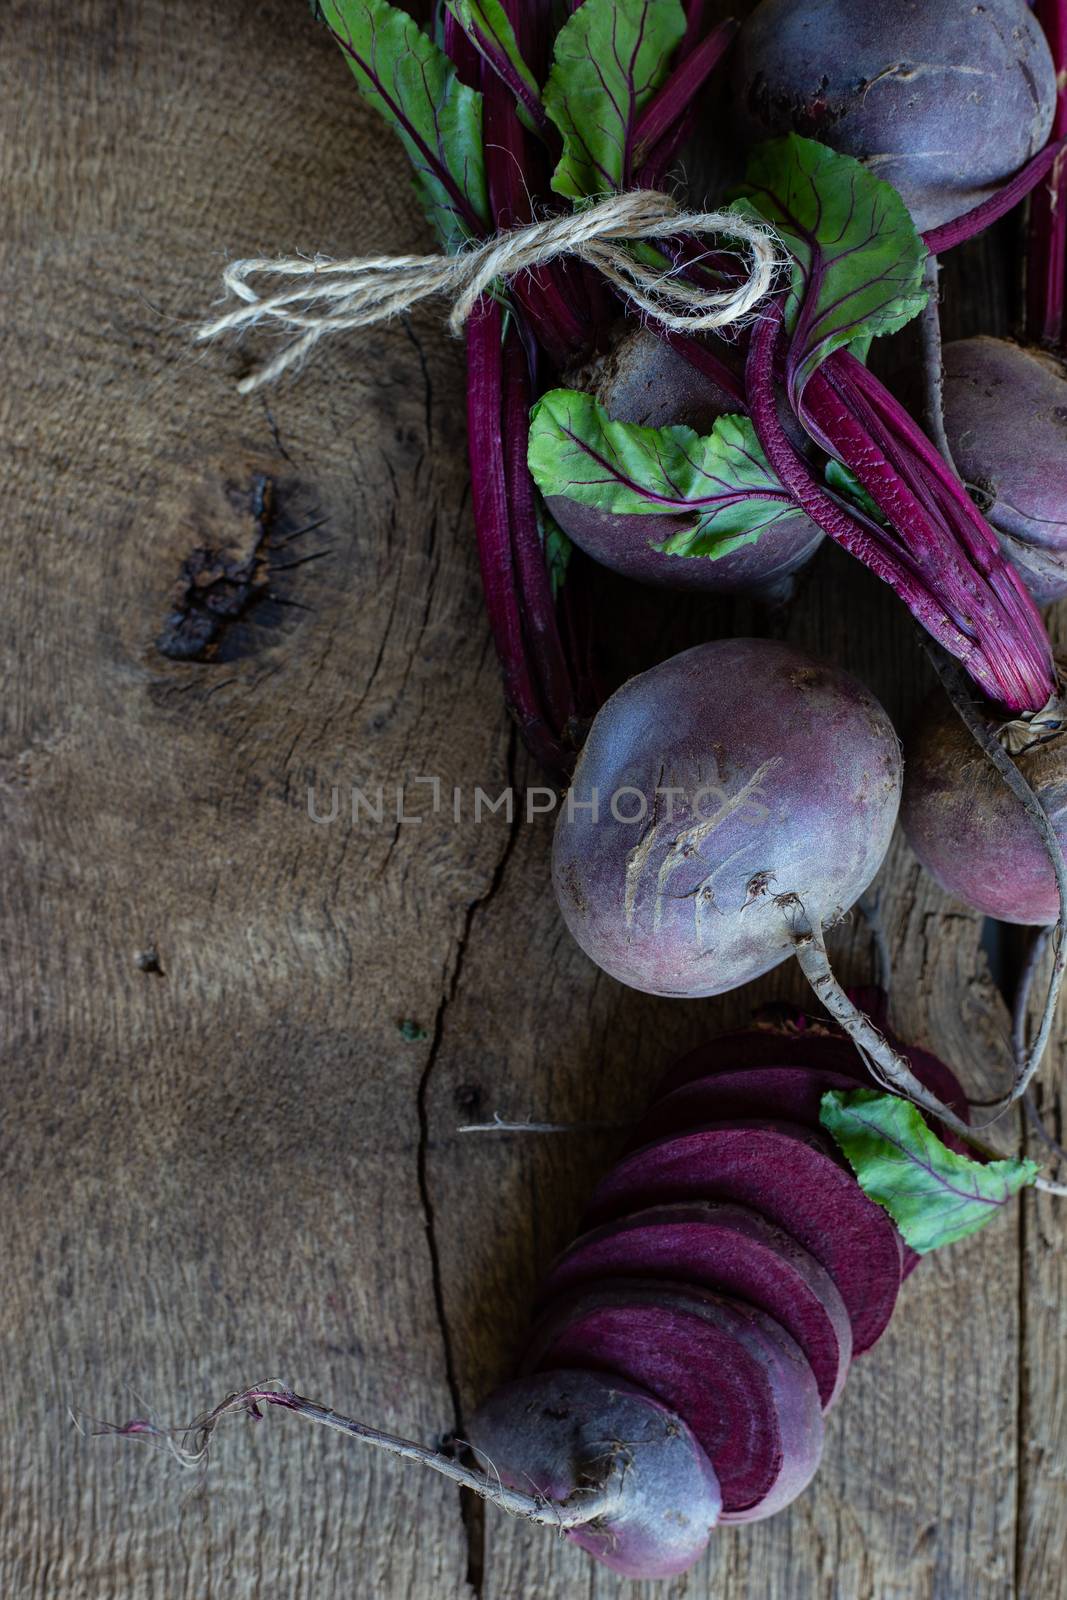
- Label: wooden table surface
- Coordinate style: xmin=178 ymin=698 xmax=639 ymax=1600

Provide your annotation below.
xmin=3 ymin=3 xmax=1066 ymax=1596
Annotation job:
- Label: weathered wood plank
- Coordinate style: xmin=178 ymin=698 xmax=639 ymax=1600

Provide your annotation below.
xmin=1 ymin=4 xmax=1057 ymax=1599
xmin=1 ymin=4 xmax=504 ymax=1597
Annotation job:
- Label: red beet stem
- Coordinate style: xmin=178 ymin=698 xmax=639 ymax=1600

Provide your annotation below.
xmin=826 ymin=353 xmax=1055 ymax=709
xmin=442 ymin=9 xmax=482 ymax=88
xmin=502 ymin=330 xmax=578 ymax=735
xmin=480 ymin=57 xmax=586 ymax=366
xmin=745 ymin=301 xmax=1039 ymax=702
xmin=924 ymin=137 xmax=1067 ymax=254
xmin=632 ymin=19 xmax=738 ymax=173
xmin=465 ymin=299 xmax=570 ymax=775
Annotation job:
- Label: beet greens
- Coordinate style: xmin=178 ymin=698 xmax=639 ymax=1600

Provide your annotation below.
xmin=527 ymin=389 xmax=799 ymax=559
xmin=821 ymin=1089 xmax=1039 ymax=1254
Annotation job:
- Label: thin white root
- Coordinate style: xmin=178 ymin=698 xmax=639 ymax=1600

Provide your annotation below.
xmin=918 ymin=253 xmax=961 ymax=476
xmin=781 ymin=895 xmax=982 ymax=1142
xmin=85 ymin=1381 xmax=620 ymax=1531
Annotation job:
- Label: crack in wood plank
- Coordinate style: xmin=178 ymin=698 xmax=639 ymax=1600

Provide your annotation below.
xmin=416 ymin=725 xmax=522 ymax=1599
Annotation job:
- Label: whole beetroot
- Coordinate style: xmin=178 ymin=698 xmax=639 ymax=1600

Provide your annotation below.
xmin=467 ymin=1370 xmax=722 ymax=1579
xmin=548 ymin=327 xmax=823 ymax=601
xmin=734 ymin=0 xmax=1057 ymax=231
xmin=902 ymin=690 xmax=1067 ymax=924
xmin=941 ymin=338 xmax=1067 ymax=604
xmin=552 ymin=638 xmax=902 ymax=996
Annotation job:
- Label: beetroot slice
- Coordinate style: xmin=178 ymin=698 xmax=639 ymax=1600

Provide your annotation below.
xmin=527 ymin=1279 xmax=823 ymax=1521
xmin=654 ymin=1032 xmax=972 ymax=1154
xmin=654 ymin=1028 xmax=878 ymax=1097
xmin=537 ymin=1201 xmax=852 ymax=1409
xmin=582 ymin=1121 xmax=903 ymax=1355
xmin=630 ymin=1063 xmax=954 ymax=1282
xmin=631 ymin=1066 xmax=863 ymax=1149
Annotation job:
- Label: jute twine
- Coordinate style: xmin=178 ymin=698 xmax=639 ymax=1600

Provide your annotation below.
xmin=196 ymin=189 xmax=781 ymax=393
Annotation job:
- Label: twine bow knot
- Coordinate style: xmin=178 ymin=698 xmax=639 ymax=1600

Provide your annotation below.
xmin=197 ymin=188 xmax=781 ymax=393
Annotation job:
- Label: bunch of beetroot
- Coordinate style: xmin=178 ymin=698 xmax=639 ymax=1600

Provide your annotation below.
xmin=297 ymin=2 xmax=1067 ymax=929
xmin=530 ymin=0 xmax=1064 ymax=724
xmin=311 ymin=0 xmax=1067 ymax=783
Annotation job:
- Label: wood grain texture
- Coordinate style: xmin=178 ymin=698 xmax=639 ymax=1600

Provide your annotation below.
xmin=1018 ymin=605 xmax=1067 ymax=1600
xmin=0 ymin=4 xmax=1061 ymax=1599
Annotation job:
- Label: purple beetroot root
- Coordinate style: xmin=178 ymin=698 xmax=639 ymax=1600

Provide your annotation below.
xmin=552 ymin=638 xmax=902 ymax=998
xmin=940 ymin=339 xmax=1067 ymax=604
xmin=734 ymin=0 xmax=1056 ymax=231
xmin=902 ymin=688 xmax=1067 ymax=924
xmin=466 ymin=1370 xmax=722 ymax=1579
xmin=549 ymin=327 xmax=823 ymax=600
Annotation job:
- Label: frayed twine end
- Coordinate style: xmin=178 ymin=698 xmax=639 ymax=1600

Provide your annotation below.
xmin=196 ymin=191 xmax=784 ymax=393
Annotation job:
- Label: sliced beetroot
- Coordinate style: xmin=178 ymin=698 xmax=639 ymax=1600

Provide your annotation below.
xmin=537 ymin=1202 xmax=852 ymax=1409
xmin=632 ymin=1053 xmax=967 ymax=1285
xmin=527 ymin=1279 xmax=823 ymax=1522
xmin=467 ymin=1370 xmax=722 ymax=1580
xmin=655 ymin=1027 xmax=891 ymax=1096
xmin=631 ymin=1066 xmax=863 ymax=1148
xmin=582 ymin=1121 xmax=903 ymax=1354
xmin=654 ymin=1029 xmax=972 ymax=1153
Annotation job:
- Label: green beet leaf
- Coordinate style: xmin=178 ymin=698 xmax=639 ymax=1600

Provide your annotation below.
xmin=528 ymin=388 xmax=797 ymax=561
xmin=544 ymin=0 xmax=686 ymax=199
xmin=321 ymin=0 xmax=489 ymax=251
xmin=737 ymin=135 xmax=928 ymax=408
xmin=820 ymin=1088 xmax=1039 ymax=1254
xmin=445 ymin=0 xmax=545 ymax=136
